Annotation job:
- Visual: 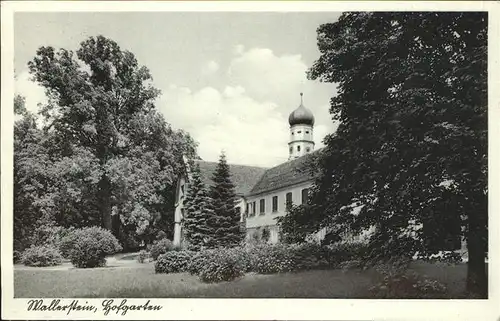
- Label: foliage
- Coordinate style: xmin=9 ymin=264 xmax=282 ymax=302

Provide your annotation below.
xmin=185 ymin=242 xmax=369 ymax=281
xmin=278 ymin=12 xmax=489 ymax=296
xmin=137 ymin=250 xmax=149 ymax=263
xmin=31 ymin=225 xmax=75 ymax=252
xmin=21 ymin=245 xmax=63 ymax=267
xmin=247 ymin=243 xmax=295 ymax=274
xmin=14 ymin=250 xmax=23 ymax=264
xmin=261 ymin=227 xmax=270 ymax=243
xmin=150 ymin=238 xmax=175 ymax=259
xmin=192 ymin=248 xmax=245 ymax=283
xmin=150 ymin=238 xmax=174 ymax=260
xmin=60 ymin=227 xmax=122 ymax=268
xmin=13 ymin=106 xmax=55 ymax=252
xmin=207 ymin=153 xmax=243 ymax=248
xmin=277 ymin=204 xmax=317 ymax=244
xmin=369 ymin=263 xmax=447 ymax=298
xmin=288 ymin=242 xmax=334 ymax=270
xmin=154 ymin=251 xmax=193 ymax=274
xmin=156 ymin=230 xmax=167 ymax=240
xmin=183 ymin=162 xmax=216 ymax=250
xmin=17 ymin=35 xmax=197 ymax=251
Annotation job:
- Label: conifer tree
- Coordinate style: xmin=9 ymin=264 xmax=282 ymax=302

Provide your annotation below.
xmin=208 ymin=152 xmax=243 ymax=248
xmin=183 ymin=163 xmax=214 ymax=251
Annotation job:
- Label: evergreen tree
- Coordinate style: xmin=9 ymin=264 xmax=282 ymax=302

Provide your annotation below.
xmin=208 ymin=152 xmax=243 ymax=248
xmin=183 ymin=162 xmax=215 ymax=251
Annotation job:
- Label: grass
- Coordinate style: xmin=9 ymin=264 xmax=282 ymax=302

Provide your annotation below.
xmin=14 ymin=261 xmax=469 ymax=298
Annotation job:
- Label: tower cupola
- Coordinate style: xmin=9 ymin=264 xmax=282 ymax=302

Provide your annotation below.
xmin=288 ymin=93 xmax=315 ymax=160
xmin=288 ymin=93 xmax=315 ymax=126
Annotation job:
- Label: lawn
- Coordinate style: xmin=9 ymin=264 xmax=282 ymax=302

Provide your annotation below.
xmin=14 ymin=261 xmax=469 ymax=298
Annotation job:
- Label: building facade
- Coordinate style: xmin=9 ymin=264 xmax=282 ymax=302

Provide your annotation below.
xmin=173 ymin=94 xmax=322 ymax=247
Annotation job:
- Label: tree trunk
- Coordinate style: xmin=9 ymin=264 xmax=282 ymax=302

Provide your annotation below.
xmin=98 ymin=175 xmax=113 ymax=231
xmin=466 ymin=213 xmax=488 ymax=298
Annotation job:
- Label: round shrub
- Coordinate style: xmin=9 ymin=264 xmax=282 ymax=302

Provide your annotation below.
xmin=187 ymin=250 xmax=212 ymax=275
xmin=60 ymin=227 xmax=122 ymax=268
xmin=150 ymin=238 xmax=174 ymax=260
xmin=155 ymin=251 xmax=192 ymax=274
xmin=196 ymin=248 xmax=245 ymax=283
xmin=21 ymin=245 xmax=63 ymax=267
xmin=289 ymin=243 xmax=333 ymax=270
xmin=137 ymin=250 xmax=149 ymax=263
xmin=156 ymin=230 xmax=167 ymax=240
xmin=247 ymin=243 xmax=295 ymax=274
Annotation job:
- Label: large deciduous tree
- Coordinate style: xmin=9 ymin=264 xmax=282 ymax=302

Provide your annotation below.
xmin=283 ymin=12 xmax=487 ymax=297
xmin=23 ymin=35 xmax=196 ymax=248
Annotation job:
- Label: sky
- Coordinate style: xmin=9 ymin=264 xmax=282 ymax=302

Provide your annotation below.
xmin=14 ymin=12 xmax=341 ymax=167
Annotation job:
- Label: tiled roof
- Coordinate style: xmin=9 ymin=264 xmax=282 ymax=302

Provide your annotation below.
xmin=195 ymin=160 xmax=268 ymax=196
xmin=248 ymin=150 xmax=322 ymax=196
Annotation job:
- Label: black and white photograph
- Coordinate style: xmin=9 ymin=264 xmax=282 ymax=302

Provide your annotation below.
xmin=1 ymin=1 xmax=499 ymax=320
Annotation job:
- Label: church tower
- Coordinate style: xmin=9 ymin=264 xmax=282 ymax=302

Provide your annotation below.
xmin=288 ymin=93 xmax=315 ymax=160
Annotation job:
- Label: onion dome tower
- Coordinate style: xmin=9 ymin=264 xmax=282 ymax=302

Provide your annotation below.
xmin=288 ymin=93 xmax=315 ymax=160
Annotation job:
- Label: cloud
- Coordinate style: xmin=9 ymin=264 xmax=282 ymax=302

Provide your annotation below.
xmin=228 ymin=47 xmax=307 ymax=103
xmin=232 ymin=44 xmax=245 ymax=55
xmin=15 ymin=70 xmax=47 ymax=114
xmin=159 ymin=84 xmax=290 ymax=167
xmin=158 ymin=46 xmax=338 ymax=167
xmin=201 ymin=60 xmax=219 ymax=76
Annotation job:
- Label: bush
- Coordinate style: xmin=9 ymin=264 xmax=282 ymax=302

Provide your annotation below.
xmin=60 ymin=227 xmax=122 ymax=268
xmin=289 ymin=243 xmax=332 ymax=270
xmin=156 ymin=231 xmax=167 ymax=240
xmin=247 ymin=243 xmax=295 ymax=274
xmin=14 ymin=250 xmax=23 ymax=264
xmin=155 ymin=251 xmax=193 ymax=274
xmin=32 ymin=225 xmax=75 ymax=254
xmin=368 ymin=256 xmax=447 ymax=298
xmin=137 ymin=250 xmax=149 ymax=263
xmin=150 ymin=238 xmax=174 ymax=260
xmin=369 ymin=271 xmax=448 ymax=298
xmin=21 ymin=245 xmax=63 ymax=267
xmin=195 ymin=248 xmax=245 ymax=283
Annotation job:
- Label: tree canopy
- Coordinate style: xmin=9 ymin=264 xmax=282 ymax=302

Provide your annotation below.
xmin=281 ymin=12 xmax=487 ymax=296
xmin=15 ymin=35 xmax=197 ymax=251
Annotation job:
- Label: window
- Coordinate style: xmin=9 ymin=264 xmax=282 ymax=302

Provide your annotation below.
xmin=249 ymin=202 xmax=256 ymax=216
xmin=285 ymin=192 xmax=293 ymax=209
xmin=297 ymin=130 xmax=302 ymax=134
xmin=246 ymin=203 xmax=249 ymax=215
xmin=272 ymin=196 xmax=278 ymax=212
xmin=305 ymin=131 xmax=309 ymax=134
xmin=297 ymin=146 xmax=301 ymax=152
xmin=259 ymin=199 xmax=265 ymax=214
xmin=306 ymin=147 xmax=311 ymax=153
xmin=289 ymin=146 xmax=293 ymax=153
xmin=301 ymin=188 xmax=309 ymax=205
